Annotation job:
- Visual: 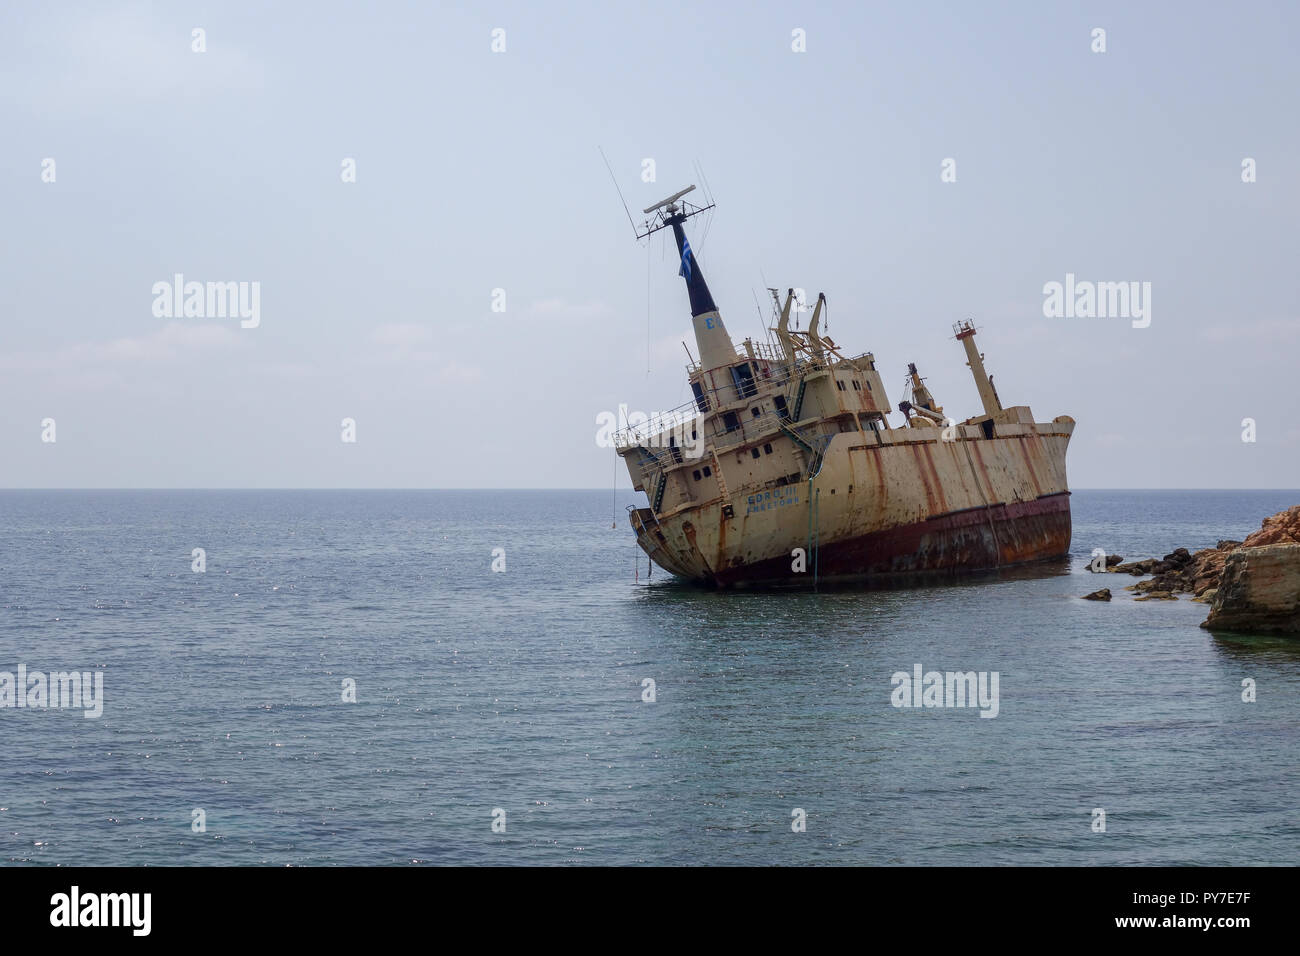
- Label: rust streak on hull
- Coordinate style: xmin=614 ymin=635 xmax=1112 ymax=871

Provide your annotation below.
xmin=710 ymin=492 xmax=1071 ymax=587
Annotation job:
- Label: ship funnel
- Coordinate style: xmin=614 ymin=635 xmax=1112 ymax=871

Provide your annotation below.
xmin=669 ymin=215 xmax=735 ymax=371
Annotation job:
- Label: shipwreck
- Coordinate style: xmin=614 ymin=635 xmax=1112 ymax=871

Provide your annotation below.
xmin=614 ymin=186 xmax=1075 ymax=587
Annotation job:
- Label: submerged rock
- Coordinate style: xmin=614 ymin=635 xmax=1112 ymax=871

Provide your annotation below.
xmin=1135 ymin=591 xmax=1178 ymax=601
xmin=1113 ymin=558 xmax=1159 ymax=576
xmin=1083 ymin=588 xmax=1112 ymax=601
xmin=1118 ymin=542 xmax=1245 ymax=595
xmin=1202 ymin=543 xmax=1300 ymax=635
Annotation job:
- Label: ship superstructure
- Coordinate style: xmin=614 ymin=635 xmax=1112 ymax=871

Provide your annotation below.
xmin=614 ymin=186 xmax=1074 ymax=587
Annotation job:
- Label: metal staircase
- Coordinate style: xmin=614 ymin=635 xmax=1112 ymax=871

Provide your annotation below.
xmin=780 ymin=422 xmax=829 ymax=478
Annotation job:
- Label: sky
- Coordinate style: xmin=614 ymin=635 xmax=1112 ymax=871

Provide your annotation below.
xmin=2 ymin=0 xmax=1297 ymax=489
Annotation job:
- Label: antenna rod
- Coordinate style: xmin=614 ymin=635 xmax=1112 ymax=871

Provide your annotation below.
xmin=598 ymin=146 xmax=638 ymax=238
xmin=696 ymin=160 xmax=716 ymax=208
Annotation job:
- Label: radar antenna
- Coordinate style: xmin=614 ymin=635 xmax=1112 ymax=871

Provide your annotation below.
xmin=635 ymin=184 xmax=715 ymax=240
xmin=642 ymin=185 xmax=696 ymax=214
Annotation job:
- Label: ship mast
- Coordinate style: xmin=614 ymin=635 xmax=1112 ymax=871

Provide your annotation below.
xmin=954 ymin=320 xmax=1003 ymax=417
xmin=637 ymin=186 xmax=735 ymax=372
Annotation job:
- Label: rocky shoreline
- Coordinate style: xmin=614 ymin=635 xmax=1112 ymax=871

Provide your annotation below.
xmin=1083 ymin=505 xmax=1300 ymax=635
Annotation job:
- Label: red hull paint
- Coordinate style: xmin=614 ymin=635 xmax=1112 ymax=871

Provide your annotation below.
xmin=710 ymin=492 xmax=1072 ymax=587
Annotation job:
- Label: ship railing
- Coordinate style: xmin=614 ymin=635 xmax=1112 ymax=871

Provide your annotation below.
xmin=709 ymin=405 xmax=796 ymax=452
xmin=683 ymin=341 xmax=869 ymax=378
xmin=840 ymin=351 xmax=876 ymax=369
xmin=624 ymin=441 xmax=712 ymax=474
xmin=612 ymin=398 xmax=706 ymax=451
xmin=616 ymin=402 xmax=794 ymax=464
xmin=672 ymin=350 xmax=878 ymax=420
xmin=685 ymin=341 xmax=790 ymax=375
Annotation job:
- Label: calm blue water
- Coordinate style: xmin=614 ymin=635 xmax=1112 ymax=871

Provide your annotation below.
xmin=1 ymin=489 xmax=1297 ymax=866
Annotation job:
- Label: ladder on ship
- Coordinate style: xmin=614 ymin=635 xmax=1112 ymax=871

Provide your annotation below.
xmin=791 ymin=378 xmax=808 ymax=422
xmin=781 ymin=422 xmax=827 ymax=479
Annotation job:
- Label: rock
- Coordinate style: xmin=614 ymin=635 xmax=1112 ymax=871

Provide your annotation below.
xmin=1190 ymin=547 xmax=1231 ymax=595
xmin=1124 ymin=541 xmax=1250 ymax=597
xmin=1242 ymin=506 xmax=1300 ymax=548
xmin=1149 ymin=571 xmax=1183 ymax=592
xmin=1097 ymin=507 xmax=1297 ymax=618
xmin=1113 ymin=558 xmax=1159 ymax=576
xmin=1083 ymin=588 xmax=1112 ymax=601
xmin=1202 ymin=543 xmax=1300 ymax=635
xmin=1086 ymin=553 xmax=1124 ymax=572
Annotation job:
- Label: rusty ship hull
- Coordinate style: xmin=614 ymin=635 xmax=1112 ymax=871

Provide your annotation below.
xmin=614 ymin=186 xmax=1072 ymax=588
xmin=626 ymin=416 xmax=1072 ymax=588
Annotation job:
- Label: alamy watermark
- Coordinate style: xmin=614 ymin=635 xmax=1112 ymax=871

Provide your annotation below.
xmin=50 ymin=886 xmax=150 ymax=936
xmin=1 ymin=665 xmax=104 ymax=718
xmin=1042 ymin=273 xmax=1151 ymax=329
xmin=152 ymin=274 xmax=260 ymax=328
xmin=890 ymin=664 xmax=999 ymax=718
xmin=596 ymin=404 xmax=705 ymax=458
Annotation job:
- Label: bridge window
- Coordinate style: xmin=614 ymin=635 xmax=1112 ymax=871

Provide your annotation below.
xmin=731 ymin=363 xmax=757 ymax=398
xmin=691 ymin=382 xmax=710 ymax=413
xmin=751 ymin=448 xmax=761 ymax=459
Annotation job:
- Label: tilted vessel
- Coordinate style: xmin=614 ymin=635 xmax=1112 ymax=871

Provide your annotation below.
xmin=615 ymin=186 xmax=1074 ymax=587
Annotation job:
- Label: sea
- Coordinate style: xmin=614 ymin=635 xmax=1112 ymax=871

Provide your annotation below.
xmin=1 ymin=489 xmax=1297 ymax=866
